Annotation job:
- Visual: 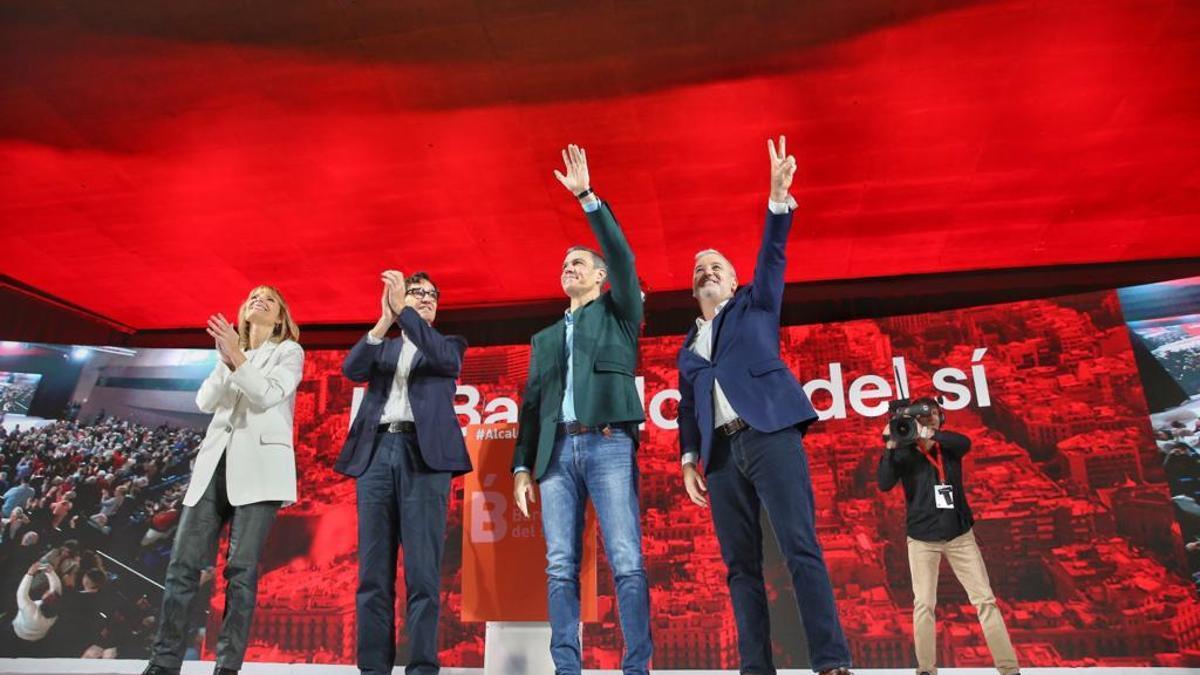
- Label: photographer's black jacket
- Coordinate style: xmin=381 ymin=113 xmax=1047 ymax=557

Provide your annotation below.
xmin=877 ymin=430 xmax=974 ymax=542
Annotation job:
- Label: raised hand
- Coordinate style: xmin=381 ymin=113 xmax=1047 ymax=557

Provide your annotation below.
xmin=768 ymin=135 xmax=797 ymax=203
xmin=206 ymin=313 xmax=241 ymax=365
xmin=553 ymin=144 xmax=592 ymax=196
xmin=381 ymin=270 xmax=406 ymax=316
xmin=379 ymin=276 xmax=397 ymax=323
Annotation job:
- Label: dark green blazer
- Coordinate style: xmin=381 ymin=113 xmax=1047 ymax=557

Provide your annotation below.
xmin=512 ymin=202 xmax=644 ymax=480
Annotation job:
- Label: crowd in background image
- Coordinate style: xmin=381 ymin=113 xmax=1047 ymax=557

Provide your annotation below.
xmin=1156 ymin=417 xmax=1200 ymax=592
xmin=0 ymin=413 xmax=205 ymax=657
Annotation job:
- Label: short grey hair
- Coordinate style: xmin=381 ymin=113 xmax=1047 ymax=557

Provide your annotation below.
xmin=694 ymin=248 xmax=736 ymax=276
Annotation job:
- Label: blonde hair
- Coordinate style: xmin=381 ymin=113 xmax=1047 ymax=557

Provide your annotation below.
xmin=237 ymin=285 xmax=300 ymax=350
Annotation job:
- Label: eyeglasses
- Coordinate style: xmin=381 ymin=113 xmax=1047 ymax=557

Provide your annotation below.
xmin=406 ymin=287 xmax=440 ymax=302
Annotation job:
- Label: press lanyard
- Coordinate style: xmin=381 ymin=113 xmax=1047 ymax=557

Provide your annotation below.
xmin=917 ymin=442 xmax=946 ymax=483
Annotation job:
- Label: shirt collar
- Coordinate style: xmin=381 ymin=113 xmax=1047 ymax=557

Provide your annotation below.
xmin=695 ymin=298 xmax=731 ymax=329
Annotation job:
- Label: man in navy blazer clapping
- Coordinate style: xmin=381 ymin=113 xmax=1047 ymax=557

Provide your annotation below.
xmin=336 ymin=270 xmax=472 ymax=675
xmin=676 ymin=137 xmax=853 ymax=675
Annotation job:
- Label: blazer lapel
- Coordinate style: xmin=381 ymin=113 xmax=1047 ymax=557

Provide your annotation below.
xmin=380 ymin=336 xmax=404 ymax=373
xmin=535 ymin=318 xmax=566 ymax=398
xmin=409 ymin=339 xmax=426 ymax=375
xmin=231 ymin=340 xmax=278 ymax=407
xmin=252 ymin=340 xmax=279 ymax=368
xmin=683 ymin=324 xmax=699 ymax=350
xmin=711 ymin=292 xmax=739 ymax=357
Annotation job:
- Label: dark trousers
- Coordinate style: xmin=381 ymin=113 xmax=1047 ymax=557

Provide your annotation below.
xmin=355 ymin=430 xmax=451 ymax=675
xmin=706 ymin=426 xmax=852 ymax=674
xmin=151 ymin=455 xmax=280 ymax=670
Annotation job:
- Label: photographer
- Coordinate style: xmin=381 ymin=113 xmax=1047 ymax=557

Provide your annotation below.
xmin=877 ymin=397 xmax=1020 ymax=675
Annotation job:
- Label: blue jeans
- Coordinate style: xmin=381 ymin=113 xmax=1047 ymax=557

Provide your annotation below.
xmin=355 ymin=430 xmax=451 ymax=675
xmin=539 ymin=427 xmax=652 ymax=675
xmin=706 ymin=426 xmax=852 ymax=674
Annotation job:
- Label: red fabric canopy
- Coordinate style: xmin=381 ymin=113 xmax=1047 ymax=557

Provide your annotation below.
xmin=2 ymin=0 xmax=1198 ymax=329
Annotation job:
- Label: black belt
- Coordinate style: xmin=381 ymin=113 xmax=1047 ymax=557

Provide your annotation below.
xmin=377 ymin=421 xmax=417 ymax=434
xmin=557 ymin=421 xmax=629 ymax=437
xmin=718 ymin=417 xmax=748 ymax=437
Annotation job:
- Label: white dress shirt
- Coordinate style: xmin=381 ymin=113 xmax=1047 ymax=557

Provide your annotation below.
xmin=366 ymin=333 xmax=417 ymax=423
xmin=692 ymin=299 xmax=740 ymax=429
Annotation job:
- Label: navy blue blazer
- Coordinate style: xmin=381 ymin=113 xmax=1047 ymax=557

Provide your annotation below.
xmin=676 ymin=207 xmax=819 ymax=469
xmin=335 ymin=307 xmax=472 ymax=477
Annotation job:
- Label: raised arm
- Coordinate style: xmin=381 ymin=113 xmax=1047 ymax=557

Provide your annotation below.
xmin=195 ymin=361 xmax=232 ymax=414
xmin=45 ymin=566 xmax=62 ymax=595
xmin=877 ymin=424 xmax=914 ymax=491
xmin=396 ymin=307 xmax=466 ymax=377
xmin=934 ymin=430 xmax=972 ymax=459
xmin=342 ymin=336 xmax=381 ymax=383
xmin=750 ymin=135 xmax=798 ymax=314
xmin=344 ymin=275 xmax=400 ymax=382
xmin=16 ymin=564 xmax=35 ymax=611
xmin=555 ymin=144 xmax=642 ymax=324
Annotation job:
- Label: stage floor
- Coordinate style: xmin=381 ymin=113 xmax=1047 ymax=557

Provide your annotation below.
xmin=3 ymin=660 xmax=1198 ymax=675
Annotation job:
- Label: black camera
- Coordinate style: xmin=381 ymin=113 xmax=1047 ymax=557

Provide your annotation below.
xmin=886 ymin=398 xmax=937 ymax=445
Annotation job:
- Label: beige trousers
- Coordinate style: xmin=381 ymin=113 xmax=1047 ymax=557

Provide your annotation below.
xmin=907 ymin=528 xmax=1020 ymax=675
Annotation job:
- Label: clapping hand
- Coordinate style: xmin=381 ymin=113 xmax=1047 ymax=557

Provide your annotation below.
xmin=381 ymin=270 xmax=407 ymax=317
xmin=206 ymin=314 xmax=241 ymax=367
xmin=368 ymin=271 xmax=406 ymax=340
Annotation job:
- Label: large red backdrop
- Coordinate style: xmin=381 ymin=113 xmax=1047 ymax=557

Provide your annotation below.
xmin=3 ymin=0 xmax=1199 ymax=329
xmin=209 ymin=287 xmax=1198 ymax=669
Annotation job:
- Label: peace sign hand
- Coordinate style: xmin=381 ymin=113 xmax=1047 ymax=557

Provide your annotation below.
xmin=768 ymin=135 xmax=797 ymax=203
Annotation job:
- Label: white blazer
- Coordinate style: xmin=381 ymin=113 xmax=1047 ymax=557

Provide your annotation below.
xmin=183 ymin=339 xmax=304 ymax=507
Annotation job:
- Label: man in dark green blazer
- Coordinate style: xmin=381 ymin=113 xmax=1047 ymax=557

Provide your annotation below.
xmin=511 ymin=144 xmax=650 ymax=675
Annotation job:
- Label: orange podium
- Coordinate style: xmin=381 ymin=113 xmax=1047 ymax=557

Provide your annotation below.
xmin=461 ymin=423 xmax=598 ymax=622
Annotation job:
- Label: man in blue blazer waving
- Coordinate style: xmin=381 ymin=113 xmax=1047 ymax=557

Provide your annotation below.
xmin=676 ymin=137 xmax=853 ymax=675
xmin=336 ymin=271 xmax=472 ymax=675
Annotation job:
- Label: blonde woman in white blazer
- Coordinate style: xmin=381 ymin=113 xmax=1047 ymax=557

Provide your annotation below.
xmin=144 ymin=285 xmax=304 ymax=675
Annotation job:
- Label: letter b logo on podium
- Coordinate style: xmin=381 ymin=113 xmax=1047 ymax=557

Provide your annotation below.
xmin=470 ymin=474 xmax=507 ymax=543
xmin=461 ymin=423 xmax=598 ymax=622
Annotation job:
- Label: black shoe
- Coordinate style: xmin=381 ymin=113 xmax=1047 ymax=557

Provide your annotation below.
xmin=142 ymin=665 xmax=179 ymax=675
xmin=214 ymin=667 xmax=238 ymax=675
xmin=819 ymin=669 xmax=854 ymax=675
